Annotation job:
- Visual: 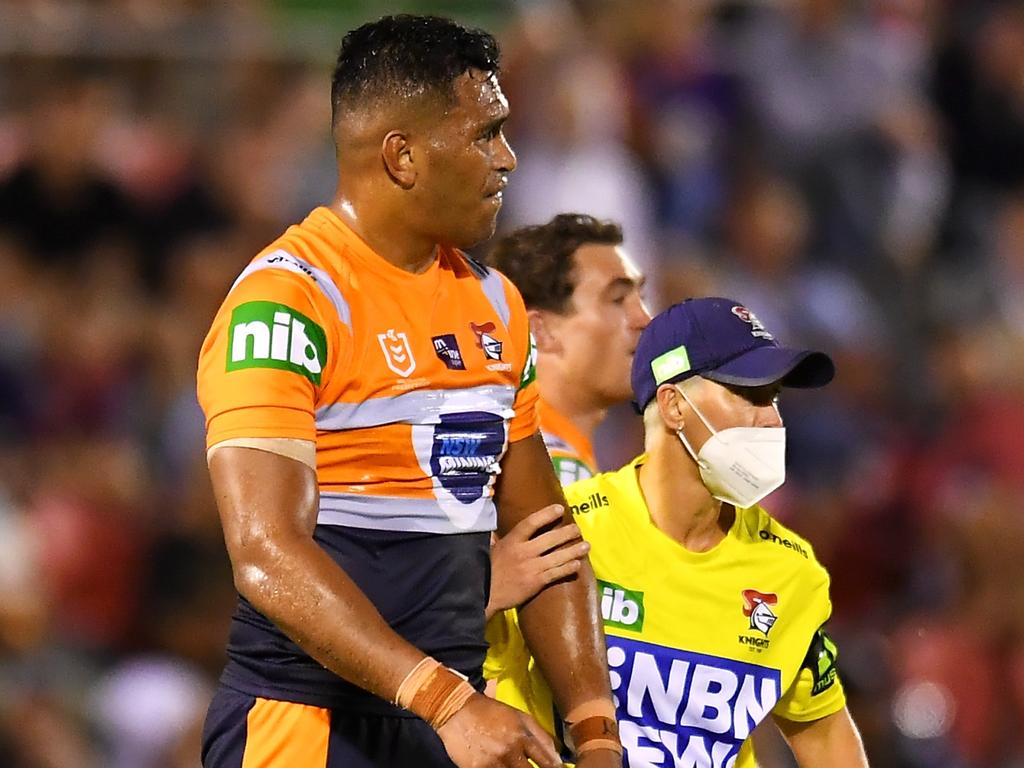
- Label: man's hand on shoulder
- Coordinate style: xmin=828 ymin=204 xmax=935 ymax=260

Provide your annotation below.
xmin=437 ymin=693 xmax=562 ymax=768
xmin=487 ymin=504 xmax=590 ymax=618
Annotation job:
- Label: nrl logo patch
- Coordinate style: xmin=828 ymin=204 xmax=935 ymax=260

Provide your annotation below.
xmin=378 ymin=328 xmax=416 ymax=377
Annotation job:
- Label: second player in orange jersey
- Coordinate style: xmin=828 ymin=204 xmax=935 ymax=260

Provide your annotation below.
xmin=481 ymin=213 xmax=649 ymax=627
xmin=485 ymin=214 xmax=649 ymax=484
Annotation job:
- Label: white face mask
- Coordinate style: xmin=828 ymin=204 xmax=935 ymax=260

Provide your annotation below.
xmin=675 ymin=386 xmax=786 ymax=509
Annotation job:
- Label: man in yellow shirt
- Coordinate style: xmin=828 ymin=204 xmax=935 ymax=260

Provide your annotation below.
xmin=486 ymin=297 xmax=870 ymax=767
xmin=482 ymin=213 xmax=649 ymax=616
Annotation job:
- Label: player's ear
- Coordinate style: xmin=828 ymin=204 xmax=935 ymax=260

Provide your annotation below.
xmin=381 ymin=130 xmax=416 ymax=189
xmin=655 ymin=383 xmax=687 ymax=432
xmin=528 ymin=310 xmax=562 ymax=354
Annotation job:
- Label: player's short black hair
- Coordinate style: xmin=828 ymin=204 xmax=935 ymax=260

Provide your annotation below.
xmin=331 ymin=14 xmax=500 ymax=125
xmin=484 ymin=213 xmax=624 ymax=313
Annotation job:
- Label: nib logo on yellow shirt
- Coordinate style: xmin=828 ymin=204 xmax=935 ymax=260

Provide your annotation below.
xmin=599 ymin=579 xmax=644 ymax=631
xmin=227 ymin=301 xmax=327 ymax=384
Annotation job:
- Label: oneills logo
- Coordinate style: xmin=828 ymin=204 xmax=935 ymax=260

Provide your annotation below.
xmin=570 ymin=492 xmax=608 ymax=515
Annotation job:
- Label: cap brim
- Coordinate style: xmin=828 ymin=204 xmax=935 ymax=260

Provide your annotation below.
xmin=701 ymin=346 xmax=835 ymax=389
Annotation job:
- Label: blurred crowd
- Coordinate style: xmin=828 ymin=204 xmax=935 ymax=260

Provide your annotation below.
xmin=1 ymin=1 xmax=1023 ymax=766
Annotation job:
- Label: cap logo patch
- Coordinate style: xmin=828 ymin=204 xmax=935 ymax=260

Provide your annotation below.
xmin=651 ymin=344 xmax=691 ymax=384
xmin=731 ymin=306 xmax=774 ymax=340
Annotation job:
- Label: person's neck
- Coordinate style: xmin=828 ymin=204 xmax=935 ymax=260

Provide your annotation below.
xmin=537 ymin=375 xmax=606 ymax=444
xmin=329 ymin=192 xmax=438 ymax=274
xmin=637 ymin=436 xmax=733 ymax=553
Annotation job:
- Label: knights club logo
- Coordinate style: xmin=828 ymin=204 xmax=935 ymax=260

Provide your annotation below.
xmin=377 ymin=328 xmax=416 ymax=377
xmin=731 ymin=305 xmax=774 ymax=340
xmin=469 ymin=321 xmax=503 ymax=361
xmin=742 ymin=589 xmax=779 ymax=636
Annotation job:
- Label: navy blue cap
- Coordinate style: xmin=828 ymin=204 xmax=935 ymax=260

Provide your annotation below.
xmin=631 ymin=297 xmax=835 ymax=411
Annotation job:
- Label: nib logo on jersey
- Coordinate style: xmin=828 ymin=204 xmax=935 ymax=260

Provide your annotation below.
xmin=598 ymin=579 xmax=644 ymax=631
xmin=606 ymin=636 xmax=781 ymax=768
xmin=227 ymin=301 xmax=327 ymax=384
xmin=738 ymin=590 xmax=778 ymax=652
xmin=428 ymin=411 xmax=505 ymax=503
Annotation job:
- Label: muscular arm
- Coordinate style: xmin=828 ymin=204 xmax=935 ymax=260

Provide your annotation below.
xmin=774 ymin=707 xmax=869 ymax=768
xmin=494 ymin=434 xmax=616 ymax=745
xmin=209 ymin=445 xmax=427 ymax=698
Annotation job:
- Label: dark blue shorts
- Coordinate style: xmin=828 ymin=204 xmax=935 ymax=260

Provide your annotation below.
xmin=201 ymin=686 xmax=457 ymax=768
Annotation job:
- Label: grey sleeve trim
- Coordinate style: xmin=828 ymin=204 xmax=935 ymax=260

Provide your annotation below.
xmin=479 ymin=269 xmax=511 ymax=329
xmin=230 ymin=249 xmax=352 ymax=330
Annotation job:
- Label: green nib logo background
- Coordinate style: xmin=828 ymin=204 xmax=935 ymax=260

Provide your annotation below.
xmin=227 ymin=301 xmax=327 ymax=385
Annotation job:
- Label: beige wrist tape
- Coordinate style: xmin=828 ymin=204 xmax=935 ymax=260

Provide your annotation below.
xmin=566 ymin=699 xmax=622 ymax=757
xmin=394 ymin=658 xmax=476 ymax=731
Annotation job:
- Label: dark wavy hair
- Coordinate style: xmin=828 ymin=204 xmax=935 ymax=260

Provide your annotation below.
xmin=484 ymin=214 xmax=624 ymax=313
xmin=331 ymin=14 xmax=500 ymax=125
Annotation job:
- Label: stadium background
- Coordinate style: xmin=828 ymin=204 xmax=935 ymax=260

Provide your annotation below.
xmin=1 ymin=0 xmax=1022 ymax=765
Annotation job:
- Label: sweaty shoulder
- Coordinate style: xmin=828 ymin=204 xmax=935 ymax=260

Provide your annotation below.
xmin=229 ymin=209 xmax=359 ymax=327
xmin=268 ymin=209 xmax=360 ymax=298
xmin=196 ymin=213 xmax=355 ymax=448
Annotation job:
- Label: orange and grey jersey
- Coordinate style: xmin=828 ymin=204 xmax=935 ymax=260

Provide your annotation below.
xmin=197 ymin=206 xmax=539 ymax=709
xmin=198 ymin=206 xmax=539 ymax=532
